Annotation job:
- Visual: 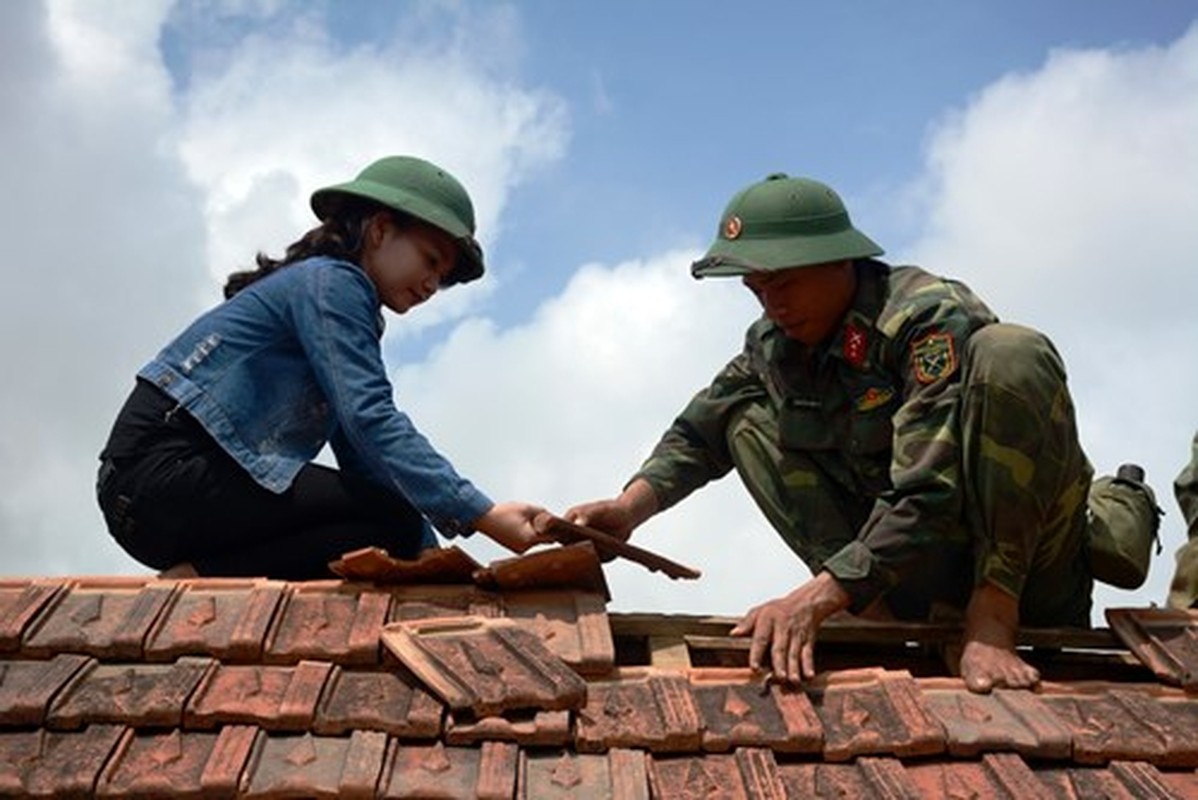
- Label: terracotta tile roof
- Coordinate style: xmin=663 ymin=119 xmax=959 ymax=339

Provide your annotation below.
xmin=4 ymin=556 xmax=1198 ymax=798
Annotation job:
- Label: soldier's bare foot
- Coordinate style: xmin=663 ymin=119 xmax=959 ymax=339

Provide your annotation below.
xmin=158 ymin=562 xmax=198 ymax=579
xmin=960 ymin=580 xmax=1039 ymax=693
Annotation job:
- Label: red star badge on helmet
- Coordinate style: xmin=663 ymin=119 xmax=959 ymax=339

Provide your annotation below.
xmin=723 ymin=215 xmax=743 ymax=240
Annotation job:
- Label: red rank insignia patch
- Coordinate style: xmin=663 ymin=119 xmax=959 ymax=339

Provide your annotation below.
xmin=911 ymin=331 xmax=957 ymax=384
xmin=843 ymin=324 xmax=868 ymax=367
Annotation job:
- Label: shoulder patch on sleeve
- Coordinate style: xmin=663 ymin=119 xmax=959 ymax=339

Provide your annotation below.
xmin=911 ymin=331 xmax=957 ymax=384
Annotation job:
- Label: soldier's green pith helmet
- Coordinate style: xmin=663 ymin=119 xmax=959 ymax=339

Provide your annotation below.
xmin=691 ymin=173 xmax=883 ymax=278
xmin=310 ymin=155 xmax=484 ymax=286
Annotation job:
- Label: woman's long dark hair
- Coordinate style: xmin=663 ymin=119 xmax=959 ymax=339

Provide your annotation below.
xmin=223 ymin=198 xmax=406 ymax=299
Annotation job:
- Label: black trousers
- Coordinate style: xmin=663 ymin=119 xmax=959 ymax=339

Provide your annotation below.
xmin=97 ymin=380 xmax=433 ymax=580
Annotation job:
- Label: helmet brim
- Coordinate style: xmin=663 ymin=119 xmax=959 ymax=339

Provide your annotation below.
xmin=692 ymin=227 xmax=883 ymax=278
xmin=311 ymin=181 xmax=485 ymax=286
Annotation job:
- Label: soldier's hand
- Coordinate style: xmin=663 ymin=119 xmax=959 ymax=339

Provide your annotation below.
xmin=730 ymin=571 xmax=851 ymax=683
xmin=564 ymin=478 xmax=660 ymax=543
xmin=563 ymin=499 xmax=637 ymax=542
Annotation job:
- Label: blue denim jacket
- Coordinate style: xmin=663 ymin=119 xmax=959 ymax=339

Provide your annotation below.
xmin=138 ymin=255 xmax=491 ymax=538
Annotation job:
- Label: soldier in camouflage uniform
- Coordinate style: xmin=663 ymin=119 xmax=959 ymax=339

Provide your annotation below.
xmin=1167 ymin=431 xmax=1198 ymax=608
xmin=568 ymin=172 xmax=1155 ymax=693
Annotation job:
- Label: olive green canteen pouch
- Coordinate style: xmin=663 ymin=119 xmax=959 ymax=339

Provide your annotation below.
xmin=1087 ymin=474 xmax=1163 ymax=589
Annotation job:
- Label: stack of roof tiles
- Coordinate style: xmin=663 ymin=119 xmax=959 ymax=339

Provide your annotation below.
xmin=4 ymin=543 xmax=1198 ymax=798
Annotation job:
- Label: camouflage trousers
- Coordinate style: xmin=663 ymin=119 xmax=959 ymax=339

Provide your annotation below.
xmin=726 ymin=323 xmax=1114 ymax=626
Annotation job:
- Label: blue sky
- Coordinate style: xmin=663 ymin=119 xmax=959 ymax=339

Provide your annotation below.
xmin=2 ymin=1 xmax=1196 ymax=622
xmin=489 ymin=0 xmax=1197 ymax=316
xmin=158 ymin=1 xmax=1198 ymax=326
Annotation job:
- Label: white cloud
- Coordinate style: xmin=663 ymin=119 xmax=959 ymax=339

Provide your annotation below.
xmin=0 ymin=1 xmax=203 ymax=575
xmin=174 ymin=3 xmax=568 ymax=326
xmin=910 ymin=24 xmax=1198 ymax=616
xmin=0 ymin=1 xmax=566 ymax=574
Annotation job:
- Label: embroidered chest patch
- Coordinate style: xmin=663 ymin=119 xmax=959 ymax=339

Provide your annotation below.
xmin=856 ymin=385 xmax=896 ymax=412
xmin=911 ymin=331 xmax=958 ymax=384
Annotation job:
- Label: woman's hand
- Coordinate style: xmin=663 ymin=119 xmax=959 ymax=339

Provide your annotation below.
xmin=473 ymin=501 xmax=554 ymax=553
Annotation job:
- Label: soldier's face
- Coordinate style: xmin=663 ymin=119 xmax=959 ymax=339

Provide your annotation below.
xmin=743 ymin=260 xmax=857 ymax=345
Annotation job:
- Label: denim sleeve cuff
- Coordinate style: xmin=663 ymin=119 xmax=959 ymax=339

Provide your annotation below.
xmin=820 ymin=541 xmax=893 ymax=614
xmin=433 ymin=486 xmax=493 ymax=539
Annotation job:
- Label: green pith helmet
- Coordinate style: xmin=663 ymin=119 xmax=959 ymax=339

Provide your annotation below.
xmin=310 ymin=155 xmax=484 ymax=286
xmin=691 ymin=173 xmax=883 ymax=278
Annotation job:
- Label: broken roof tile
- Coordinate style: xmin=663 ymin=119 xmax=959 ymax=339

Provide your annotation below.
xmin=0 ymin=653 xmax=92 ymax=726
xmin=381 ymin=616 xmax=586 ymax=717
xmin=518 ymin=747 xmax=649 ymax=800
xmin=446 ymin=709 xmax=570 ymax=747
xmin=575 ymin=668 xmax=702 ymax=753
xmin=144 ymin=580 xmax=285 ymax=663
xmin=688 ymin=668 xmax=822 ymax=754
xmin=185 ymin=660 xmax=333 ymax=732
xmin=330 ymin=546 xmax=482 ymax=585
xmin=476 ymin=542 xmax=611 ymax=599
xmin=0 ymin=723 xmax=126 ymax=798
xmin=380 ymin=740 xmax=517 ymax=800
xmin=313 ymin=665 xmax=442 ymax=738
xmin=533 ymin=513 xmax=702 ymax=581
xmin=807 ymin=669 xmax=945 ymax=761
xmin=776 ymin=756 xmax=917 ymax=799
xmin=648 ymin=747 xmax=786 ymax=800
xmin=0 ymin=580 xmax=64 ymax=653
xmin=502 ymin=590 xmax=615 ymax=676
xmin=47 ymin=656 xmax=213 ymax=730
xmin=263 ymin=582 xmax=390 ymax=666
xmin=240 ymin=729 xmax=386 ymax=800
xmin=1107 ymin=607 xmax=1198 ymax=689
xmin=921 ymin=681 xmax=1072 ymax=759
xmin=95 ymin=724 xmax=257 ymax=799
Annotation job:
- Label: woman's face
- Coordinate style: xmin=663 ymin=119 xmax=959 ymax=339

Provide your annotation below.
xmin=361 ymin=214 xmax=458 ymax=314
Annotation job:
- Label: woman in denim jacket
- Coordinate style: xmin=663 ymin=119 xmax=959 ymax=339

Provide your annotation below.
xmin=97 ymin=155 xmax=549 ymax=579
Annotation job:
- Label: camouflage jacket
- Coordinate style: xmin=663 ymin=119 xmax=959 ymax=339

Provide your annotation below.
xmin=1178 ymin=430 xmax=1198 ymax=541
xmin=633 ymin=260 xmax=999 ymax=608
